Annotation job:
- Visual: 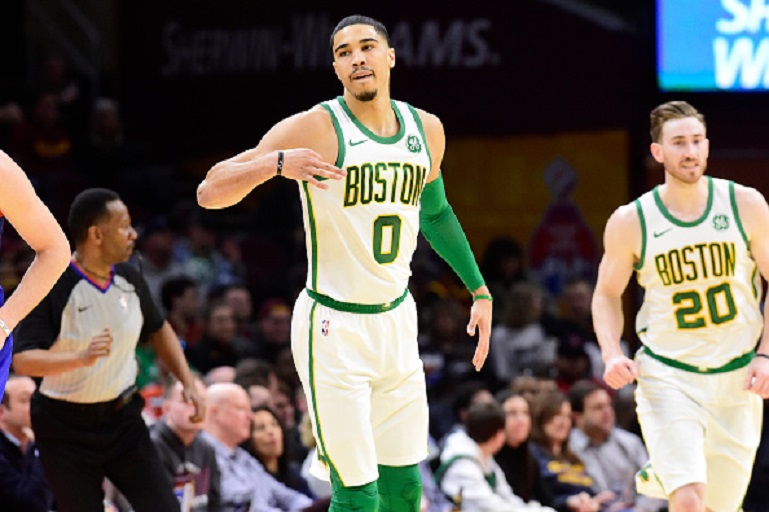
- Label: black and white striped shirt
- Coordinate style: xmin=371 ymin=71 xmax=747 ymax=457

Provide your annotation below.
xmin=14 ymin=261 xmax=163 ymax=403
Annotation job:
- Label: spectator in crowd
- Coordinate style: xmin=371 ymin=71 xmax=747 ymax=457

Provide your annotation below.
xmin=254 ymin=297 xmax=292 ymax=364
xmin=529 ymin=391 xmax=610 ymax=512
xmin=556 ymin=277 xmax=626 ymax=383
xmin=437 ymin=400 xmax=553 ymax=511
xmin=494 ymin=390 xmax=557 ymax=509
xmin=78 ymin=97 xmax=145 ymax=193
xmin=36 ymin=53 xmax=88 ymax=135
xmin=234 ymin=357 xmax=280 ymax=407
xmin=201 ymin=382 xmax=313 ymax=512
xmin=9 ymin=92 xmax=80 ymax=219
xmin=433 ymin=380 xmax=493 ymax=446
xmin=203 ymin=365 xmax=236 ymax=386
xmin=553 ymin=338 xmax=595 ymax=394
xmin=490 ymin=282 xmax=558 ymax=384
xmin=568 ymin=380 xmax=665 ymax=512
xmin=0 ymin=374 xmax=54 ymax=512
xmin=274 ymin=345 xmax=302 ymax=393
xmin=419 ymin=297 xmax=478 ymax=389
xmin=186 ymin=299 xmax=243 ymax=374
xmin=480 ymin=236 xmax=527 ymax=325
xmin=162 ymin=275 xmax=204 ymax=346
xmin=221 ymin=283 xmax=257 ymax=343
xmin=510 ymin=376 xmax=558 ymax=406
xmin=151 ymin=376 xmax=221 ymax=512
xmin=244 ymin=405 xmax=313 ymax=497
xmin=138 ymin=217 xmax=186 ymax=310
xmin=173 ymin=212 xmax=243 ymax=297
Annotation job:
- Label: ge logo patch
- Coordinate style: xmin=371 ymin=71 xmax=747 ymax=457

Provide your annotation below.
xmin=407 ymin=135 xmax=421 ymax=153
xmin=321 ymin=319 xmax=330 ymax=336
xmin=712 ymin=214 xmax=729 ymax=231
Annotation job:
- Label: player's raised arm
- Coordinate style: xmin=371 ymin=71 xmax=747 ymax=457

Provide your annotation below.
xmin=592 ymin=203 xmax=641 ymax=389
xmin=0 ymin=151 xmax=69 ymax=331
xmin=196 ymin=108 xmax=346 ymax=209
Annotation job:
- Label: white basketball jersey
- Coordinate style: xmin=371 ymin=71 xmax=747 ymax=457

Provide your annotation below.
xmin=298 ymin=96 xmax=431 ymax=305
xmin=635 ymin=177 xmax=762 ymax=368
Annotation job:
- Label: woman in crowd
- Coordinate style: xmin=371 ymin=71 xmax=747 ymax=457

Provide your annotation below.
xmin=243 ymin=405 xmax=314 ymax=497
xmin=494 ymin=390 xmax=557 ymax=508
xmin=529 ymin=391 xmax=612 ymax=512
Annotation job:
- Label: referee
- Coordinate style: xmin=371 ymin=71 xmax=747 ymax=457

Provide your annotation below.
xmin=13 ymin=188 xmax=204 ymax=512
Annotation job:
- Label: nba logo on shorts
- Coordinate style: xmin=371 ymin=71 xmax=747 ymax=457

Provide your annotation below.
xmin=321 ymin=319 xmax=330 ymax=336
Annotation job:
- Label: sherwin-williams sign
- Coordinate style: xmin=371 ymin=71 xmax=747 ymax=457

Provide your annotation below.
xmin=658 ymin=0 xmax=769 ymax=90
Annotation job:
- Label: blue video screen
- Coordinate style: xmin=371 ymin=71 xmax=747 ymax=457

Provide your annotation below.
xmin=658 ymin=0 xmax=769 ymax=91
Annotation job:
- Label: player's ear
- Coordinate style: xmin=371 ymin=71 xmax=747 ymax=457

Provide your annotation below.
xmin=388 ymin=48 xmax=395 ymax=69
xmin=650 ymin=142 xmax=664 ymax=164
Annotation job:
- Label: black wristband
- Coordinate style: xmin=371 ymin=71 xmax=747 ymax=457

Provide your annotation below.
xmin=756 ymin=353 xmax=769 ymax=360
xmin=276 ymin=150 xmax=284 ymax=176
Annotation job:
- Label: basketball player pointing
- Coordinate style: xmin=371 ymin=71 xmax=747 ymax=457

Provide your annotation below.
xmin=197 ymin=15 xmax=492 ymax=512
xmin=592 ymin=100 xmax=769 ymax=512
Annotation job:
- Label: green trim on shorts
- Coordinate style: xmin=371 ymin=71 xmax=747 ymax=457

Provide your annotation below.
xmin=307 ymin=301 xmax=344 ymax=485
xmin=637 ymin=461 xmax=667 ymax=496
xmin=306 ymin=287 xmax=408 ymax=314
xmin=640 ymin=345 xmax=754 ymax=374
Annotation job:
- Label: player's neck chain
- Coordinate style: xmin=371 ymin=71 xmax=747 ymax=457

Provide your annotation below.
xmin=73 ymin=253 xmax=112 ymax=281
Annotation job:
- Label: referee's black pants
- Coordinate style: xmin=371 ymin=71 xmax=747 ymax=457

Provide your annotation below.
xmin=31 ymin=391 xmax=180 ymax=512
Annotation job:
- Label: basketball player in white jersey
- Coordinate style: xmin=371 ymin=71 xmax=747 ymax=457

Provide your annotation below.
xmin=197 ymin=15 xmax=492 ymax=512
xmin=592 ymin=101 xmax=769 ymax=512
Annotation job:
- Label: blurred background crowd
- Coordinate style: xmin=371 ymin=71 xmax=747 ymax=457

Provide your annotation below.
xmin=1 ymin=1 xmax=768 ymax=511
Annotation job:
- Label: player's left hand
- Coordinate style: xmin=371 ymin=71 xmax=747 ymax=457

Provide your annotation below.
xmin=183 ymin=384 xmax=206 ymax=423
xmin=467 ymin=295 xmax=492 ymax=372
xmin=745 ymin=354 xmax=769 ymax=398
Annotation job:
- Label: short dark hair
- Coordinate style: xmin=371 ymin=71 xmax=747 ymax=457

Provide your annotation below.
xmin=160 ymin=275 xmax=197 ymax=312
xmin=234 ymin=358 xmax=275 ymax=390
xmin=68 ymin=188 xmax=121 ymax=244
xmin=451 ymin=380 xmax=489 ymax=421
xmin=465 ymin=401 xmax=505 ymax=444
xmin=569 ymin=379 xmax=605 ymax=414
xmin=330 ymin=15 xmax=390 ymax=52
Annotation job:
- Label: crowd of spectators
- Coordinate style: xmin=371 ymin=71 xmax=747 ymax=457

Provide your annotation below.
xmin=1 ymin=53 xmax=768 ymax=512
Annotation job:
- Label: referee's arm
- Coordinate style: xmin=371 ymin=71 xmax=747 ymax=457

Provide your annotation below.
xmin=13 ymin=341 xmax=107 ymax=376
xmin=149 ymin=321 xmax=205 ymax=422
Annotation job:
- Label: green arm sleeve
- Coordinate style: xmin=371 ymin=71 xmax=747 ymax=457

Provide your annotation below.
xmin=419 ymin=174 xmax=485 ymax=292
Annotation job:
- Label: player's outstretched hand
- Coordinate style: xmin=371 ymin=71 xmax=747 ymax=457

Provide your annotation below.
xmin=745 ymin=354 xmax=769 ymax=398
xmin=183 ymin=383 xmax=206 ymax=423
xmin=467 ymin=298 xmax=492 ymax=372
xmin=280 ymin=148 xmax=346 ymax=189
xmin=603 ymin=354 xmax=638 ymax=390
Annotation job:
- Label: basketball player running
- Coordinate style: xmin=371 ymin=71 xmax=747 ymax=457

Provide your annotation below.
xmin=592 ymin=101 xmax=769 ymax=512
xmin=197 ymin=14 xmax=492 ymax=512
